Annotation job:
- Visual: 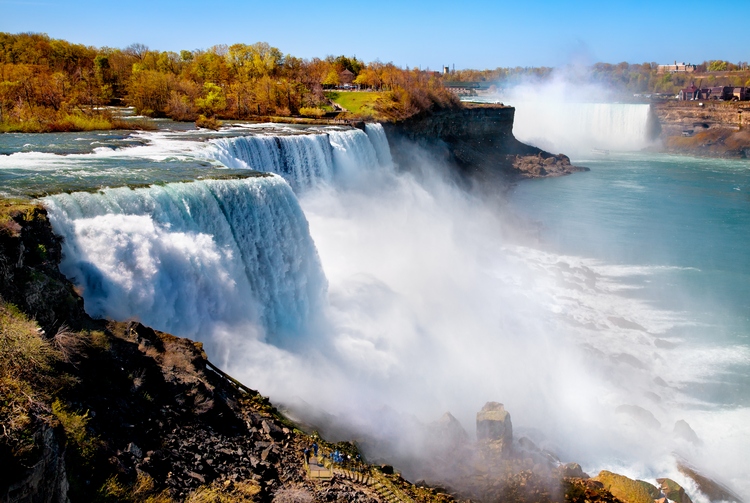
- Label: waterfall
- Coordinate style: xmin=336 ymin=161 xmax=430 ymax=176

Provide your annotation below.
xmin=365 ymin=123 xmax=394 ymax=169
xmin=205 ymin=134 xmax=335 ymax=190
xmin=203 ymin=126 xmax=389 ymax=189
xmin=511 ymin=102 xmax=655 ymax=154
xmin=44 ymin=176 xmax=326 ymax=342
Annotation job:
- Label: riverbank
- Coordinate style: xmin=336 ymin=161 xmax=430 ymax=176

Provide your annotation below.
xmin=652 ymin=101 xmax=750 ymax=158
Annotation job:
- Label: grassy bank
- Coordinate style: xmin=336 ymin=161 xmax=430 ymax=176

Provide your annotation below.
xmin=325 ymin=91 xmax=380 ymax=116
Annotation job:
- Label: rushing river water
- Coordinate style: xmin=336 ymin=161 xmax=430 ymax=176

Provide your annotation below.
xmin=1 ymin=114 xmax=748 ymax=498
xmin=509 ymin=150 xmax=750 ymax=495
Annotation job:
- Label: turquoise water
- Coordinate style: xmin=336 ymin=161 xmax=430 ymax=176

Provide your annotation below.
xmin=3 ymin=125 xmax=750 ymax=495
xmin=510 ymin=152 xmax=750 ymax=405
xmin=0 ymin=127 xmax=298 ymax=197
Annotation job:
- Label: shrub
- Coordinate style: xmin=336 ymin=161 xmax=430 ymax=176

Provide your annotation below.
xmin=0 ymin=300 xmax=59 ymax=456
xmin=186 ymin=480 xmax=260 ymax=503
xmin=298 ymin=107 xmax=325 ymax=118
xmin=195 ymin=114 xmax=221 ymax=130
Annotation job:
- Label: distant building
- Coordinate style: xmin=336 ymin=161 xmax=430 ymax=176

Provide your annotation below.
xmin=679 ymin=83 xmax=701 ymax=100
xmin=708 ymin=86 xmax=734 ymax=100
xmin=678 ymin=85 xmax=749 ymax=101
xmin=339 ymin=69 xmax=355 ymax=85
xmin=658 ymin=61 xmax=697 ymax=74
xmin=733 ymin=87 xmax=749 ymax=101
xmin=443 ymin=66 xmax=450 ymax=75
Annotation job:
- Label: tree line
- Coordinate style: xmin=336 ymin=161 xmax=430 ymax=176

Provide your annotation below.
xmin=0 ymin=33 xmax=458 ymax=132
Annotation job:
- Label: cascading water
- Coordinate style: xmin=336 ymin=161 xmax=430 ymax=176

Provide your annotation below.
xmin=13 ymin=119 xmax=746 ymax=498
xmin=203 ymin=125 xmax=388 ymax=190
xmin=365 ymin=123 xmax=394 ymax=169
xmin=205 ymin=134 xmax=335 ymax=190
xmin=511 ymin=102 xmax=655 ymax=154
xmin=44 ymin=176 xmax=326 ymax=344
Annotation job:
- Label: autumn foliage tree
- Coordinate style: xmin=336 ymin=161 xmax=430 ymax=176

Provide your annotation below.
xmin=1 ymin=32 xmax=462 ymax=130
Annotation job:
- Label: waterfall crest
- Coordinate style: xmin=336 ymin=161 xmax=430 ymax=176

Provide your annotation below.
xmin=203 ymin=125 xmax=391 ymax=189
xmin=511 ymin=102 xmax=655 ymax=153
xmin=44 ymin=176 xmax=326 ymax=342
xmin=206 ymin=134 xmax=335 ymax=190
xmin=365 ymin=123 xmax=394 ymax=169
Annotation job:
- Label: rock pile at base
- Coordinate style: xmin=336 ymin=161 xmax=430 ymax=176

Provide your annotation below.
xmin=512 ymin=153 xmax=589 ymax=178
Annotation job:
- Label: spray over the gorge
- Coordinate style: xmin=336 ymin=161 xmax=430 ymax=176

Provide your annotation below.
xmin=1 ymin=110 xmax=745 ymax=500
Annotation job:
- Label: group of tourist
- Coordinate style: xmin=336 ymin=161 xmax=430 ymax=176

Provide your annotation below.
xmin=303 ymin=441 xmax=358 ymax=467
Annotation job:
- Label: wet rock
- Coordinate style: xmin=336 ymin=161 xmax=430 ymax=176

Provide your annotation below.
xmin=656 ymin=478 xmax=693 ymax=503
xmin=126 ymin=442 xmax=143 ymax=459
xmin=677 ymin=461 xmax=744 ymax=503
xmin=430 ymin=412 xmax=469 ymax=452
xmin=637 ymin=479 xmax=662 ymax=499
xmin=560 ymin=462 xmax=589 ymax=479
xmin=186 ymin=470 xmax=204 ymax=484
xmin=517 ymin=436 xmax=541 ymax=453
xmin=476 ymin=402 xmax=513 ymax=453
xmin=378 ymin=465 xmax=394 ymax=475
xmin=594 ymin=470 xmax=654 ymax=503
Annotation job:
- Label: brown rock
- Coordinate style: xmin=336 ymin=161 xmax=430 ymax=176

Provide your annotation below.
xmin=476 ymin=402 xmax=513 ymax=453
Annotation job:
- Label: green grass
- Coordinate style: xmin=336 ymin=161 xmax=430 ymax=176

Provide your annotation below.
xmin=325 ymin=91 xmax=381 ymax=117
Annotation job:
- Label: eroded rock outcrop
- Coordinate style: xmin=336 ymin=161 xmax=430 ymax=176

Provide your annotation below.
xmin=381 ymin=104 xmax=588 ymax=183
xmin=476 ymin=402 xmax=513 ymax=454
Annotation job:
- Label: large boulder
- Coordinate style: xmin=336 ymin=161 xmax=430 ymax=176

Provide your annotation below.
xmin=657 ymin=478 xmax=693 ymax=503
xmin=428 ymin=412 xmax=469 ymax=457
xmin=593 ymin=470 xmax=653 ymax=503
xmin=476 ymin=402 xmax=512 ymax=453
xmin=560 ymin=462 xmax=590 ymax=479
xmin=637 ymin=480 xmax=663 ymax=499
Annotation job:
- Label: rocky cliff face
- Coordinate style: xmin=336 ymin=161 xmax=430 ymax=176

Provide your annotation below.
xmin=381 ymin=104 xmax=588 ymax=182
xmin=1 ymin=425 xmax=69 ymax=503
xmin=652 ymin=101 xmax=750 ymax=158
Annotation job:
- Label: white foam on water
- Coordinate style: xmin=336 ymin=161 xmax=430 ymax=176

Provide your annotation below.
xmin=44 ymin=176 xmax=326 ymax=345
xmin=29 ymin=123 xmax=749 ymax=499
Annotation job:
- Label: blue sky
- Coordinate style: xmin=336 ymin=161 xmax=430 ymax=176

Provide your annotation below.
xmin=1 ymin=0 xmax=747 ymax=69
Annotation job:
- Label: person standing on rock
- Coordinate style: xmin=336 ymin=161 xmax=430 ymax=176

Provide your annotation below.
xmin=303 ymin=447 xmax=310 ymax=464
xmin=312 ymin=442 xmax=318 ymax=457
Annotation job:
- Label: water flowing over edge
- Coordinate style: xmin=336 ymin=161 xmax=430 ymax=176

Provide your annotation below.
xmin=202 ymin=125 xmax=389 ymax=190
xmin=26 ymin=120 xmax=750 ymax=498
xmin=44 ymin=175 xmax=327 ymax=343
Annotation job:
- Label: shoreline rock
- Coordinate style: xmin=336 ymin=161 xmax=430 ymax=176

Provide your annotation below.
xmin=381 ymin=104 xmax=589 ymax=184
